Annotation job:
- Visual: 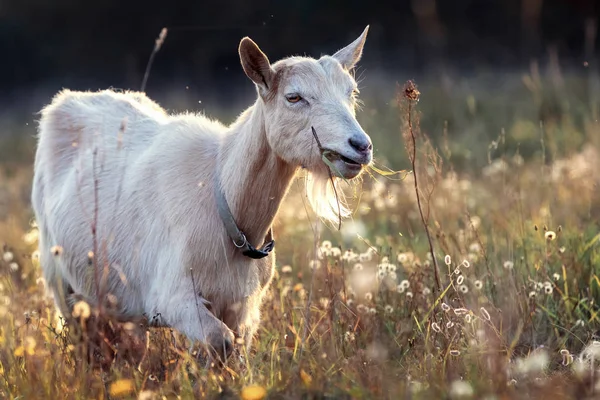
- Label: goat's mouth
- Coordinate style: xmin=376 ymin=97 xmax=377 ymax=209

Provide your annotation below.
xmin=322 ymin=150 xmax=366 ymax=179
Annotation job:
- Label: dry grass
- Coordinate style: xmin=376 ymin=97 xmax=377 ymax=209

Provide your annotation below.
xmin=1 ymin=80 xmax=600 ymax=400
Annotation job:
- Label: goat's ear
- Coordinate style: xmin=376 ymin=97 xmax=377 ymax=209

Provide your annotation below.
xmin=332 ymin=25 xmax=369 ymax=70
xmin=239 ymin=37 xmax=274 ymax=93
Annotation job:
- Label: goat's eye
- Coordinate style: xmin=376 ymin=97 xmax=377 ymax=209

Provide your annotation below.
xmin=285 ymin=93 xmax=302 ymax=103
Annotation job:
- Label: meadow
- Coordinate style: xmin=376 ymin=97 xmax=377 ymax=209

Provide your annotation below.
xmin=0 ymin=59 xmax=599 ymax=399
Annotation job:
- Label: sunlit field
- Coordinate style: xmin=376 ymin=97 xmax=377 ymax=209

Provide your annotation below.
xmin=1 ymin=62 xmax=600 ymax=399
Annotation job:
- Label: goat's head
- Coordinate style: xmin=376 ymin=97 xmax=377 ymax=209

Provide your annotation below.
xmin=238 ymin=26 xmax=372 ymax=181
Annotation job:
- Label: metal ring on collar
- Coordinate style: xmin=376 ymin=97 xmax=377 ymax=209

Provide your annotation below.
xmin=232 ymin=232 xmax=248 ymax=249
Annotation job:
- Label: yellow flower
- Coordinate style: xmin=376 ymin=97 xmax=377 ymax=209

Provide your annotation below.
xmin=241 ymin=385 xmax=267 ymax=400
xmin=109 ymin=379 xmax=135 ymax=397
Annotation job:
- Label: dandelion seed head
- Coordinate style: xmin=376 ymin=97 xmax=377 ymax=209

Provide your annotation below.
xmin=397 ymin=285 xmax=405 ymax=293
xmin=364 ymin=292 xmax=373 ymax=301
xmin=544 ymin=285 xmax=553 ymax=295
xmin=321 ymin=240 xmax=332 ymax=250
xmin=406 ymin=291 xmax=413 ymax=298
xmin=2 ymin=252 xmax=14 ymax=263
xmin=545 ymin=231 xmax=557 ymax=241
xmin=368 ymin=307 xmax=377 ymax=315
xmin=72 ymin=300 xmax=91 ymax=320
xmin=459 ymin=285 xmax=469 ymax=293
xmin=449 ymin=380 xmax=473 ymax=398
xmin=400 ymin=280 xmax=410 ymax=289
xmin=474 ymin=280 xmax=483 ymax=289
xmin=553 ymin=273 xmax=561 ymax=281
xmin=281 ymin=265 xmax=292 ymax=273
xmin=529 ymin=291 xmax=537 ymax=298
xmin=384 ymin=305 xmax=394 ymax=313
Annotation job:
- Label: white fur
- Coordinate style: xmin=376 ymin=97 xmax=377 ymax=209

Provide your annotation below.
xmin=31 ymin=27 xmax=372 ymax=354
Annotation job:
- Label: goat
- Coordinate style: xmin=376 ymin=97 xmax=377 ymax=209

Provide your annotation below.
xmin=31 ymin=26 xmax=373 ymax=360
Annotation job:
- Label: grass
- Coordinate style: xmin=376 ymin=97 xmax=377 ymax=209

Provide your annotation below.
xmin=0 ymin=65 xmax=600 ymax=399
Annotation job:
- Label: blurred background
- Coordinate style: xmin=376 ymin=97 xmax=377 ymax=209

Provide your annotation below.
xmin=1 ymin=0 xmax=599 ymax=171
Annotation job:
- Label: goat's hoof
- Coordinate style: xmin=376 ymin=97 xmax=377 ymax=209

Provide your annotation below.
xmin=207 ymin=331 xmax=234 ymax=362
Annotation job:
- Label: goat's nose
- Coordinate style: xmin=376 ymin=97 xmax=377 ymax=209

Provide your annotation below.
xmin=349 ymin=136 xmax=372 ymax=153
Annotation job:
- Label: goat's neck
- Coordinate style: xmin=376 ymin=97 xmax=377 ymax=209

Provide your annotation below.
xmin=218 ymin=100 xmax=297 ymax=247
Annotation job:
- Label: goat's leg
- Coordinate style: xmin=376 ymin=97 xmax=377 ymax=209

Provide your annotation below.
xmin=156 ymin=292 xmax=234 ymax=361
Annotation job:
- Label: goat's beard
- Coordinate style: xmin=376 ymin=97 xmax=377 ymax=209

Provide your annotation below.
xmin=305 ymin=164 xmax=352 ymax=227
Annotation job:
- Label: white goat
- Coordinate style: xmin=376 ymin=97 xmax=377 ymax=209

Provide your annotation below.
xmin=31 ymin=26 xmax=373 ymax=359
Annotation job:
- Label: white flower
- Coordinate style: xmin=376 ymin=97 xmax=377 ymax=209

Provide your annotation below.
xmin=503 ymin=261 xmax=514 ymax=270
xmin=2 ymin=252 xmax=14 ymax=263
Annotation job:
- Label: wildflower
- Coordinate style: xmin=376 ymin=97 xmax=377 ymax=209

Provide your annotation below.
xmin=528 ymin=291 xmax=536 ymax=298
xmin=423 ymin=287 xmax=431 ymax=295
xmin=397 ymin=285 xmax=405 ymax=293
xmin=457 ymin=275 xmax=464 ymax=285
xmin=319 ymin=297 xmax=330 ymax=309
xmin=368 ymin=308 xmax=377 ymax=315
xmin=560 ymin=349 xmax=573 ymax=366
xmin=400 ymin=280 xmax=410 ymax=289
xmin=480 ymin=307 xmax=491 ymax=321
xmin=51 ymin=245 xmax=63 ymax=256
xmin=388 ymin=264 xmax=397 ymax=272
xmin=459 ymin=285 xmax=469 ymax=293
xmin=344 ymin=331 xmax=356 ymax=342
xmin=503 ymin=261 xmax=514 ymax=270
xmin=356 ymin=304 xmax=368 ymax=313
xmin=431 ymin=322 xmax=441 ymax=333
xmin=109 ymin=380 xmax=135 ymax=397
xmin=397 ymin=253 xmax=408 ymax=263
xmin=545 ymin=231 xmax=556 ymax=241
xmin=553 ymin=273 xmax=561 ymax=281
xmin=359 ymin=252 xmax=372 ymax=262
xmin=353 ymin=263 xmax=364 ymax=271
xmin=331 ymin=247 xmax=342 ymax=258
xmin=406 ymin=291 xmax=413 ymax=298
xmin=321 ymin=240 xmax=332 ymax=250
xmin=384 ymin=305 xmax=394 ymax=313
xmin=544 ymin=285 xmax=553 ymax=295
xmin=559 ymin=246 xmax=566 ymax=254
xmin=441 ymin=302 xmax=451 ymax=312
xmin=444 ymin=255 xmax=452 ymax=265
xmin=364 ymin=292 xmax=373 ymax=301
xmin=2 ymin=252 xmax=13 ymax=263
xmin=281 ymin=265 xmax=292 ymax=273
xmin=72 ymin=301 xmax=91 ymax=320
xmin=9 ymin=263 xmax=18 ymax=272
xmin=474 ymin=280 xmax=483 ymax=290
xmin=469 ymin=243 xmax=481 ymax=253
xmin=449 ymin=380 xmax=473 ymax=399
